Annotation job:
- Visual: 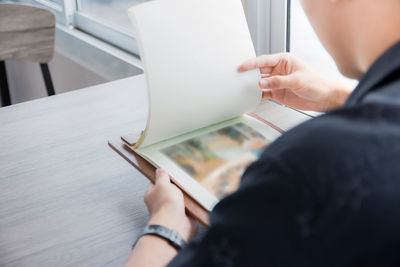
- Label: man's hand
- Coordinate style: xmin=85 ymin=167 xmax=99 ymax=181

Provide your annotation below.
xmin=239 ymin=53 xmax=354 ymax=112
xmin=125 ymin=169 xmax=197 ymax=267
xmin=145 ymin=169 xmax=197 ymax=242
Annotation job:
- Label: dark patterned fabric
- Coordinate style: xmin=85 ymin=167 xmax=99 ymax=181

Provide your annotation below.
xmin=169 ymin=42 xmax=400 ymax=267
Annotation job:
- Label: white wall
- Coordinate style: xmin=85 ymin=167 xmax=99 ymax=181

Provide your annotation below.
xmin=4 ymin=51 xmax=108 ymax=104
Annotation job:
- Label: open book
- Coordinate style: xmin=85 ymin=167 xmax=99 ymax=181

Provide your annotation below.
xmin=124 ymin=0 xmax=282 ymax=212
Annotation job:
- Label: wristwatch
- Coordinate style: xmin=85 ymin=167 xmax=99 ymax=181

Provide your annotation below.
xmin=134 ymin=224 xmax=187 ymax=250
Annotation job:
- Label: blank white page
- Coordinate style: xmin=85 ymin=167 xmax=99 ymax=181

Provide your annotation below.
xmin=129 ymin=0 xmax=261 ymax=148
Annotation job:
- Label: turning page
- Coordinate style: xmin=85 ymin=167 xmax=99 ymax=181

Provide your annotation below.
xmin=128 ymin=0 xmax=261 ymax=148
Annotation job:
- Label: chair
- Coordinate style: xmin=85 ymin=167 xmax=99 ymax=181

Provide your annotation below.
xmin=0 ymin=3 xmax=56 ymax=107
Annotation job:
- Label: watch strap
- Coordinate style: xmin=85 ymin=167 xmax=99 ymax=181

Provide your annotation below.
xmin=138 ymin=224 xmax=187 ymax=250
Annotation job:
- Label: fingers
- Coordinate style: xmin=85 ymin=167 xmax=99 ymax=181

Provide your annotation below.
xmin=262 ymin=89 xmax=272 ymax=99
xmin=238 ymin=53 xmax=287 ymax=72
xmin=260 ymin=67 xmax=273 ymax=74
xmin=146 ymin=169 xmax=169 ymax=197
xmin=155 ymin=168 xmax=170 ymax=185
xmin=259 ymin=74 xmax=299 ymax=90
xmin=145 ymin=169 xmax=171 ymax=206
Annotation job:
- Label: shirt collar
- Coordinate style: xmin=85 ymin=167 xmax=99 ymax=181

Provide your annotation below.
xmin=345 ymin=41 xmax=400 ymax=107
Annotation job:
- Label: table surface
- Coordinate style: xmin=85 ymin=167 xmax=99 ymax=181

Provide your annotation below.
xmin=0 ymin=74 xmax=310 ymax=267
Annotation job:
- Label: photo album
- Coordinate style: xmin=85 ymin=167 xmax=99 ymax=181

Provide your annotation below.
xmin=111 ymin=0 xmax=282 ymax=218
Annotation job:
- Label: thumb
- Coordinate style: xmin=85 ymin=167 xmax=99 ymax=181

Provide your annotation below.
xmin=259 ymin=74 xmax=300 ymax=90
xmin=155 ymin=168 xmax=171 ymax=185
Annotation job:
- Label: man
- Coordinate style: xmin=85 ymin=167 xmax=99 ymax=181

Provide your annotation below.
xmin=126 ymin=0 xmax=400 ymax=266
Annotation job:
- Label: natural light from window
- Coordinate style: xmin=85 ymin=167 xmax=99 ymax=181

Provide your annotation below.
xmin=78 ymin=0 xmax=149 ymax=33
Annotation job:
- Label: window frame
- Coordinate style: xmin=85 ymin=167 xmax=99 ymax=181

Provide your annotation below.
xmin=23 ymin=0 xmax=290 ymax=57
xmin=73 ymin=8 xmax=139 ymax=55
xmin=72 ymin=0 xmax=289 ymax=57
xmin=246 ymin=0 xmax=289 ymax=55
xmin=32 ymin=0 xmax=67 ymax=24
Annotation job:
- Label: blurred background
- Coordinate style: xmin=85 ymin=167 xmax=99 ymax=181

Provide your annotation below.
xmin=0 ymin=0 xmax=355 ymax=105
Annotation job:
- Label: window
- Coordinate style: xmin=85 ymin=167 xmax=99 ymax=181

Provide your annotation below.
xmin=73 ymin=0 xmax=276 ymax=56
xmin=74 ymin=0 xmax=147 ymax=54
xmin=47 ymin=0 xmax=61 ymax=4
xmin=77 ymin=0 xmax=146 ymax=32
xmin=246 ymin=0 xmax=288 ymax=55
xmin=3 ymin=0 xmax=286 ymax=60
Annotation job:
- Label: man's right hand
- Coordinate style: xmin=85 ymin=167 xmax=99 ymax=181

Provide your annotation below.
xmin=239 ymin=53 xmax=354 ymax=112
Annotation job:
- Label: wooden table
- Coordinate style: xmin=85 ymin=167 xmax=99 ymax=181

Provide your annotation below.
xmin=0 ymin=74 xmax=310 ymax=266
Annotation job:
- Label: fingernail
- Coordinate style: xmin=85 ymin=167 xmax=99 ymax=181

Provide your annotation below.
xmin=260 ymin=79 xmax=268 ymax=88
xmin=155 ymin=168 xmax=161 ymax=176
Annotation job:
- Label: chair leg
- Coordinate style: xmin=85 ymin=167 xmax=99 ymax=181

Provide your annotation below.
xmin=40 ymin=63 xmax=55 ymax=96
xmin=0 ymin=60 xmax=11 ymax=107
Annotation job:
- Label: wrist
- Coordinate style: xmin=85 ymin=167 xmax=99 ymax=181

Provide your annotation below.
xmin=326 ymin=81 xmax=354 ymax=110
xmin=148 ymin=210 xmax=193 ymax=242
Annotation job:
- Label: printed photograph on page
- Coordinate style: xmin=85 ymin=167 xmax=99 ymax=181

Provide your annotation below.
xmin=161 ymin=122 xmax=269 ymax=199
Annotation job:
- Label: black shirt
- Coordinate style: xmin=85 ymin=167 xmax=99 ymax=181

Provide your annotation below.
xmin=169 ymin=42 xmax=400 ymax=267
